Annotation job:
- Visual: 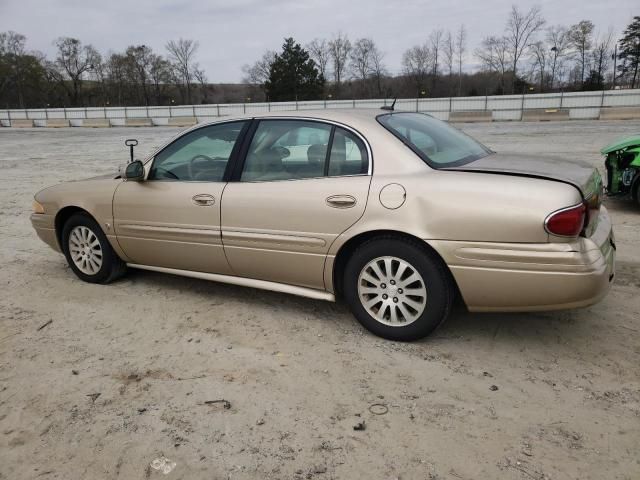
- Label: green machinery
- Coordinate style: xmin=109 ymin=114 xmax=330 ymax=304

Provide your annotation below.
xmin=602 ymin=135 xmax=640 ymax=204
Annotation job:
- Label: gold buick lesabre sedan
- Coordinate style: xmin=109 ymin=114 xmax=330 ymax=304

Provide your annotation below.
xmin=31 ymin=109 xmax=615 ymax=340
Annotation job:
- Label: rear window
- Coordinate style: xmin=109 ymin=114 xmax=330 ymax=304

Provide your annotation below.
xmin=377 ymin=112 xmax=490 ymax=168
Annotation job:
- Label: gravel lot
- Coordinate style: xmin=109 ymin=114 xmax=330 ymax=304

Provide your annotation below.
xmin=1 ymin=120 xmax=639 ymax=480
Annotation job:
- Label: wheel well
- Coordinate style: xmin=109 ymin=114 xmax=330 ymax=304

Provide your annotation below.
xmin=331 ymin=229 xmax=461 ymax=301
xmin=54 ymin=206 xmax=91 ymax=248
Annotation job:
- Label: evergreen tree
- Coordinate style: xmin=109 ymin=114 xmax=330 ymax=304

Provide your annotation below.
xmin=264 ymin=38 xmax=324 ymax=101
xmin=618 ymin=16 xmax=640 ymax=88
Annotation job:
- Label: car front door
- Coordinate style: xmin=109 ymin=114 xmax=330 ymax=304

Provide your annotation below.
xmin=113 ymin=120 xmax=248 ymax=274
xmin=221 ymin=119 xmax=372 ymax=290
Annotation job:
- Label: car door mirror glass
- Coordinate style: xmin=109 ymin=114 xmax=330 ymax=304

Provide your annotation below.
xmin=124 ymin=160 xmax=145 ymax=181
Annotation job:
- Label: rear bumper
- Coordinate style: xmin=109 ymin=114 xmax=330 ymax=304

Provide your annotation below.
xmin=429 ymin=207 xmax=615 ymax=312
xmin=31 ymin=213 xmax=61 ymax=252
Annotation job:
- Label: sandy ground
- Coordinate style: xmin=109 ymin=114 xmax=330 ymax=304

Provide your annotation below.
xmin=1 ymin=120 xmax=639 ymax=480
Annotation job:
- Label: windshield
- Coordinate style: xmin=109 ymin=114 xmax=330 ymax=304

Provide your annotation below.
xmin=377 ymin=112 xmax=491 ymax=168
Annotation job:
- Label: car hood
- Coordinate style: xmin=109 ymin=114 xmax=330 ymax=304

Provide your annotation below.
xmin=443 ymin=152 xmax=600 ymax=199
xmin=600 ymin=134 xmax=640 ymax=154
xmin=83 ymin=171 xmax=121 ymax=181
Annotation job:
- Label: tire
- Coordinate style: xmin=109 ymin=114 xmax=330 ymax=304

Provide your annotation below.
xmin=343 ymin=236 xmax=453 ymax=341
xmin=61 ymin=213 xmax=127 ymax=284
xmin=632 ymin=175 xmax=640 ymax=207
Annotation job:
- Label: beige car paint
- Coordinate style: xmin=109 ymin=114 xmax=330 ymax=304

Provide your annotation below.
xmin=221 ymin=175 xmax=371 ymax=289
xmin=112 ymin=180 xmax=232 ymax=274
xmin=30 ymin=177 xmax=129 ymax=260
xmin=31 ymin=109 xmax=615 ymax=312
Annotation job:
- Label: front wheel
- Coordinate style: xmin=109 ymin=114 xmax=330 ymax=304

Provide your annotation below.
xmin=343 ymin=237 xmax=453 ymax=341
xmin=62 ymin=213 xmax=126 ymax=284
xmin=632 ymin=175 xmax=640 ymax=207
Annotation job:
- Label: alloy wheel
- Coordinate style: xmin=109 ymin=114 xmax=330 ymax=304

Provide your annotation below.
xmin=357 ymin=256 xmax=427 ymax=326
xmin=68 ymin=225 xmax=103 ymax=275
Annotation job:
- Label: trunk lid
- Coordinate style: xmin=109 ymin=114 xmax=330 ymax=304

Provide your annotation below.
xmin=444 ymin=153 xmax=604 ymax=238
xmin=444 ymin=152 xmax=602 ymax=200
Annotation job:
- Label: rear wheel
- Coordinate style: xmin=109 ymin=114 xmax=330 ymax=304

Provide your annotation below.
xmin=62 ymin=213 xmax=126 ymax=284
xmin=343 ymin=236 xmax=453 ymax=341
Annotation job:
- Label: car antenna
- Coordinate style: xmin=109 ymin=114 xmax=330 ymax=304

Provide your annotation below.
xmin=125 ymin=139 xmax=138 ymax=163
xmin=381 ymin=98 xmax=397 ymax=111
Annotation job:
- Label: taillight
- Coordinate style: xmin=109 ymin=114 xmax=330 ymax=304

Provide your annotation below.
xmin=545 ymin=203 xmax=587 ymax=237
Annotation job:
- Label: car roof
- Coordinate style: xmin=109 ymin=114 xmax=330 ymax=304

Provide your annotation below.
xmin=198 ymin=108 xmax=395 ymax=132
xmin=148 ymin=109 xmax=417 ymax=163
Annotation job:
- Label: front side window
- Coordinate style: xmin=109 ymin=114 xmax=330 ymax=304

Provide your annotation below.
xmin=377 ymin=113 xmax=490 ymax=168
xmin=149 ymin=121 xmax=247 ymax=181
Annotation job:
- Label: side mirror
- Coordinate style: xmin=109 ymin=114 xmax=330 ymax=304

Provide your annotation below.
xmin=123 ymin=160 xmax=145 ymax=181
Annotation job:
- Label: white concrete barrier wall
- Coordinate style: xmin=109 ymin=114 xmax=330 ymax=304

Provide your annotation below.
xmin=1 ymin=89 xmax=639 ymax=124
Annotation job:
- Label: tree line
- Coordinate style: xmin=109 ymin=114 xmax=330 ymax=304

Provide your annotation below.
xmin=246 ymin=8 xmax=640 ymax=102
xmin=0 ymin=34 xmax=207 ymax=108
xmin=1 ymin=7 xmax=639 ymax=109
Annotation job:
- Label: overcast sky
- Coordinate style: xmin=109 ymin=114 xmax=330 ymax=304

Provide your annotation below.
xmin=0 ymin=0 xmax=637 ymax=82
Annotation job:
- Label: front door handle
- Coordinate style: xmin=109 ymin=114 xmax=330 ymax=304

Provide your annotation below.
xmin=192 ymin=194 xmax=215 ymax=206
xmin=326 ymin=195 xmax=357 ymax=209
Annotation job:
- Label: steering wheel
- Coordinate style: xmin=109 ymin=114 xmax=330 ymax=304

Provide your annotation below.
xmin=188 ymin=154 xmax=215 ymax=180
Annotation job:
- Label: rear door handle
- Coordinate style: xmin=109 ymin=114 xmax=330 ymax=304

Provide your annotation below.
xmin=326 ymin=195 xmax=357 ymax=208
xmin=192 ymin=194 xmax=215 ymax=206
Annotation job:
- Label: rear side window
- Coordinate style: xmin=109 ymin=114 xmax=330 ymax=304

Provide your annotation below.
xmin=328 ymin=128 xmax=368 ymax=176
xmin=241 ymin=120 xmax=332 ymax=181
xmin=240 ymin=120 xmax=369 ymax=182
xmin=377 ymin=112 xmax=489 ymax=168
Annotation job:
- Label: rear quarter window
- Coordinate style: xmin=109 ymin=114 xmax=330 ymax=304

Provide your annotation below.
xmin=377 ymin=112 xmax=490 ymax=168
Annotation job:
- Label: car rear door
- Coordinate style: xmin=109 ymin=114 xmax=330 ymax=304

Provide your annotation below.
xmin=220 ymin=119 xmax=372 ymax=290
xmin=112 ymin=120 xmax=249 ymax=274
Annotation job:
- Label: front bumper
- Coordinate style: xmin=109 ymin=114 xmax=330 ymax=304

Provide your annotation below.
xmin=429 ymin=206 xmax=616 ymax=312
xmin=31 ymin=213 xmax=61 ymax=252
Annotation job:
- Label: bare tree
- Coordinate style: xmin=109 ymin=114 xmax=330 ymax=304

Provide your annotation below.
xmin=568 ymin=20 xmax=595 ymax=85
xmin=307 ymin=38 xmax=330 ymax=79
xmin=328 ymin=33 xmax=351 ymax=92
xmin=455 ymin=24 xmax=467 ymax=96
xmin=369 ymin=43 xmax=387 ymax=97
xmin=193 ymin=65 xmax=209 ymax=103
xmin=476 ymin=36 xmax=510 ymax=92
xmin=591 ymin=29 xmax=613 ymax=86
xmin=104 ymin=52 xmax=127 ymax=105
xmin=241 ymin=50 xmax=276 ymax=86
xmin=529 ymin=40 xmax=548 ymax=91
xmin=53 ymin=37 xmax=100 ymax=106
xmin=349 ymin=38 xmax=375 ymax=82
xmin=505 ymin=5 xmax=546 ymax=92
xmin=443 ymin=31 xmax=455 ymax=77
xmin=88 ymin=50 xmax=107 ymax=104
xmin=125 ymin=45 xmax=154 ymax=105
xmin=166 ymin=38 xmax=199 ymax=104
xmin=546 ymin=25 xmax=571 ymax=89
xmin=429 ymin=30 xmax=444 ymax=77
xmin=149 ymin=55 xmax=171 ymax=104
xmin=402 ymin=43 xmax=432 ymax=95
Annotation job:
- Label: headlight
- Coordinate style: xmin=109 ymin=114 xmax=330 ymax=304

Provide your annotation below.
xmin=33 ymin=200 xmax=45 ymax=214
